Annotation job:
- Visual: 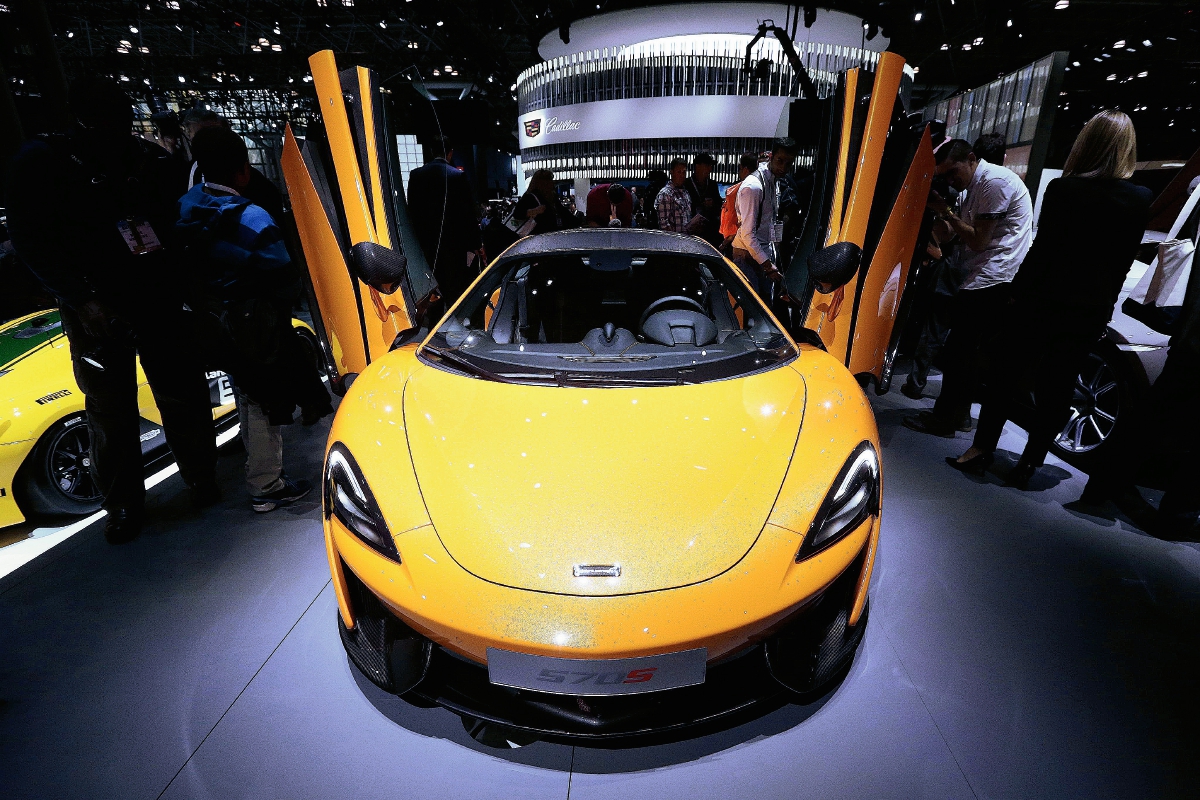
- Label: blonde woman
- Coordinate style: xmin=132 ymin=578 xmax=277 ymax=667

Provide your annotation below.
xmin=948 ymin=110 xmax=1152 ymax=487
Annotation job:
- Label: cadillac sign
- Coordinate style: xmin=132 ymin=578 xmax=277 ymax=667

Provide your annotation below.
xmin=524 ymin=116 xmax=582 ymax=139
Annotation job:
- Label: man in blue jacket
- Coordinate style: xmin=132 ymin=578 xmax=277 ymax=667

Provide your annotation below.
xmin=178 ymin=127 xmax=330 ymax=513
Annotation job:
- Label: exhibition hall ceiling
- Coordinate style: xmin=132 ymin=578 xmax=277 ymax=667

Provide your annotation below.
xmin=1 ymin=1 xmax=1196 ymax=155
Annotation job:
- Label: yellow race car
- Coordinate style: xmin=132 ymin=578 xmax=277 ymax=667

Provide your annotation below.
xmin=283 ymin=51 xmax=931 ymax=740
xmin=0 ymin=309 xmax=320 ymax=529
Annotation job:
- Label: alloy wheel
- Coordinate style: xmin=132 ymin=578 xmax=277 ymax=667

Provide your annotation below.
xmin=1054 ymin=352 xmax=1120 ymax=454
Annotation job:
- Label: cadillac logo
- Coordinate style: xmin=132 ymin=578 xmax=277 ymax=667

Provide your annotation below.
xmin=524 ymin=118 xmax=541 ymax=138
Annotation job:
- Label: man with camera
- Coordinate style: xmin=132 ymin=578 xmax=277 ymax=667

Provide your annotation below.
xmin=903 ymin=138 xmax=1033 ymax=438
xmin=7 ymin=78 xmax=218 ymax=543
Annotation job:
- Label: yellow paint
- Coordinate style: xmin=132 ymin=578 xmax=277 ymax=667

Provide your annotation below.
xmin=322 ymin=340 xmax=878 ymax=665
xmin=848 ymin=126 xmax=936 ymax=379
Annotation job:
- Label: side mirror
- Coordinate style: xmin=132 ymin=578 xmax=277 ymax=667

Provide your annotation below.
xmin=807 ymin=241 xmax=862 ymax=293
xmin=390 ymin=326 xmax=425 ymax=350
xmin=350 ymin=241 xmax=408 ymax=295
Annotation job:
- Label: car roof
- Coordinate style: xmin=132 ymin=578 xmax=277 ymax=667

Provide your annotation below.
xmin=499 ymin=229 xmax=722 ymax=260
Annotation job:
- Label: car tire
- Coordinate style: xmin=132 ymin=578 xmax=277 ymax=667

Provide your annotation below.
xmin=294 ymin=326 xmax=325 ymax=378
xmin=1049 ymin=341 xmax=1147 ymax=473
xmin=15 ymin=413 xmax=103 ymax=518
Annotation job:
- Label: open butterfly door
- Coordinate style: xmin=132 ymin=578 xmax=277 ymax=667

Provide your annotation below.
xmin=282 ymin=50 xmax=437 ymax=394
xmin=786 ymin=51 xmax=935 ymax=393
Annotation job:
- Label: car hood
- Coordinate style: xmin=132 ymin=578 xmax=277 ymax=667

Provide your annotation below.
xmin=402 ymin=363 xmax=806 ymax=596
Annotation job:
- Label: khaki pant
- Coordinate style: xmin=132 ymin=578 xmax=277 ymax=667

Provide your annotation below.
xmin=237 ymin=392 xmax=285 ymax=496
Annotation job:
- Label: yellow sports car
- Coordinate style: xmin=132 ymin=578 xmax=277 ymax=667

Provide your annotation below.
xmin=0 ymin=309 xmax=320 ymax=529
xmin=285 ymin=50 xmax=929 ymax=740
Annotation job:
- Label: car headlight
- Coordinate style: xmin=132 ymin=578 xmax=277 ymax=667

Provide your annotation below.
xmin=796 ymin=441 xmax=879 ymax=562
xmin=324 ymin=443 xmax=400 ymax=562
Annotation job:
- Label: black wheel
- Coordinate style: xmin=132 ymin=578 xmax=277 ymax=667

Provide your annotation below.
xmin=15 ymin=413 xmax=103 ymax=517
xmin=1049 ymin=344 xmax=1144 ymax=472
xmin=294 ymin=325 xmax=325 ymax=378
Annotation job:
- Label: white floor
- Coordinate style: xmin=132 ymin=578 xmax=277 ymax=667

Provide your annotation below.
xmin=1 ymin=390 xmax=1197 ymax=799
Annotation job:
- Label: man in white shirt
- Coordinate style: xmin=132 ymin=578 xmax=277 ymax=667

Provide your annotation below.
xmin=904 ymin=139 xmax=1033 ymax=438
xmin=732 ymin=138 xmax=800 ymax=298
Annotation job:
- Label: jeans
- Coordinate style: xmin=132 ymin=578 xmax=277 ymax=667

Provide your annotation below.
xmin=930 ymin=283 xmax=1012 ymax=425
xmin=905 ymin=292 xmax=955 ymax=392
xmin=731 ymin=248 xmax=771 ymax=301
xmin=237 ymin=391 xmax=286 ymax=496
xmin=61 ymin=305 xmax=216 ymax=513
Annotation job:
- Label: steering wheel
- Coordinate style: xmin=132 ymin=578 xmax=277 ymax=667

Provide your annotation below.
xmin=638 ymin=295 xmax=706 ymax=332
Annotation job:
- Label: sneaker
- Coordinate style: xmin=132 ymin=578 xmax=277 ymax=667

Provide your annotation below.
xmin=900 ymin=381 xmax=924 ymax=400
xmin=251 ymin=478 xmax=313 ymax=513
xmin=902 ymin=411 xmax=958 ymax=439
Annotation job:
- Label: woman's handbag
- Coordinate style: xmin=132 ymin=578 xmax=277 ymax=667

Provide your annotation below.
xmin=1123 ymin=238 xmax=1195 ymax=334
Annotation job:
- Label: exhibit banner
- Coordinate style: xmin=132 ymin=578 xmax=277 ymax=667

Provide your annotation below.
xmin=518 ymin=95 xmax=790 ymax=150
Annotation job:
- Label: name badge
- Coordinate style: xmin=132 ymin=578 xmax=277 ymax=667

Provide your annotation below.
xmin=117 ymin=217 xmax=163 ymax=254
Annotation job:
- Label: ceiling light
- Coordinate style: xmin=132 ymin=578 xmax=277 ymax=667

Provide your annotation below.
xmin=274 ymin=26 xmax=281 ymax=34
xmin=1142 ymin=39 xmax=1152 ymax=47
xmin=67 ymin=31 xmax=74 ymax=38
xmin=379 ymin=21 xmax=386 ymax=28
xmin=1093 ymin=57 xmax=1102 ymax=62
xmin=1138 ymin=71 xmax=1148 ymax=77
xmin=1106 ymin=74 xmax=1116 ymax=80
xmin=445 ymin=65 xmax=453 ymax=71
xmin=433 ymin=70 xmax=440 ymax=76
xmin=487 ymin=75 xmax=494 ymax=83
xmin=130 ymin=26 xmax=138 ymax=33
xmin=1006 ymin=19 xmax=1012 ymax=27
xmin=1072 ymin=61 xmax=1080 ymax=66
xmin=258 ymin=37 xmax=270 ymax=45
xmin=962 ymin=43 xmax=972 ymax=50
xmin=436 ymin=20 xmax=443 ymax=26
xmin=271 ymin=44 xmax=281 ymax=51
xmin=178 ymin=75 xmax=185 ymax=82
xmin=138 ymin=46 xmax=148 ymax=53
xmin=120 ymin=39 xmax=131 ymax=46
xmin=143 ymin=78 xmax=150 ymax=85
xmin=1113 ymin=40 xmax=1125 ymax=48
xmin=914 ymin=12 xmax=922 ymax=21
xmin=1054 ymin=0 xmax=1068 ymax=7
xmin=510 ymin=83 xmax=517 ymax=91
xmin=974 ymin=37 xmax=984 ymax=45
xmin=940 ymin=43 xmax=949 ymax=50
xmin=251 ymin=45 xmax=262 ymax=51
xmin=1102 ymin=52 xmax=1111 ymax=58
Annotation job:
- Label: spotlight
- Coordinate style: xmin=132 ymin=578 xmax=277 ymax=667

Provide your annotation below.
xmin=1142 ymin=39 xmax=1152 ymax=46
xmin=804 ymin=6 xmax=816 ymax=27
xmin=1054 ymin=0 xmax=1068 ymax=8
xmin=1007 ymin=19 xmax=1012 ymax=27
xmin=940 ymin=43 xmax=949 ymax=50
xmin=1113 ymin=39 xmax=1125 ymax=48
xmin=177 ymin=75 xmax=185 ymax=82
xmin=914 ymin=11 xmax=923 ymax=21
xmin=130 ymin=26 xmax=138 ymax=33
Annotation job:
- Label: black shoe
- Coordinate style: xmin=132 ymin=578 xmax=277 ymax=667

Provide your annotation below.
xmin=903 ymin=412 xmax=958 ymax=439
xmin=1005 ymin=461 xmax=1038 ymax=490
xmin=900 ymin=381 xmax=924 ymax=400
xmin=104 ymin=508 xmax=142 ymax=544
xmin=190 ymin=481 xmax=222 ymax=509
xmin=251 ymin=477 xmax=312 ymax=513
xmin=301 ymin=403 xmax=334 ymax=426
xmin=945 ymin=451 xmax=994 ymax=476
xmin=956 ymin=413 xmax=973 ymax=433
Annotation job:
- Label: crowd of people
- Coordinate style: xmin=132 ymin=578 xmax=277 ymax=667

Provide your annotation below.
xmin=901 ymin=110 xmax=1197 ymax=542
xmin=4 ymin=72 xmax=1194 ymax=545
xmin=5 ymin=77 xmax=331 ymax=544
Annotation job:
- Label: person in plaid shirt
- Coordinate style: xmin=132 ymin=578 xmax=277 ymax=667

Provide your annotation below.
xmin=654 ymin=158 xmax=693 ymax=233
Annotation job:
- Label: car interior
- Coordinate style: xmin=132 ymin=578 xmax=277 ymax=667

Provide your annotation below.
xmin=424 ymin=250 xmax=796 ymax=384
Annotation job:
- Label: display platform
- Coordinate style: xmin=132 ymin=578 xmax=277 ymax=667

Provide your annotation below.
xmin=1 ymin=385 xmax=1197 ymax=799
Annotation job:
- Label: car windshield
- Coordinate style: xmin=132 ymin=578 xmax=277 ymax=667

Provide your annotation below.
xmin=420 ymin=249 xmax=796 ymax=386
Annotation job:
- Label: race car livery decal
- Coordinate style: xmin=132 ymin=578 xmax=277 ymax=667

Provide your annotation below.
xmin=35 ymin=389 xmax=72 ymax=405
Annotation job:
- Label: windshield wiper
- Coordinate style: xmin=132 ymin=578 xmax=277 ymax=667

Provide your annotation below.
xmin=422 ymin=348 xmax=526 ymax=384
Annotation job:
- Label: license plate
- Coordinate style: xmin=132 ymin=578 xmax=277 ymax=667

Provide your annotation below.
xmin=486 ymin=647 xmax=706 ymax=696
